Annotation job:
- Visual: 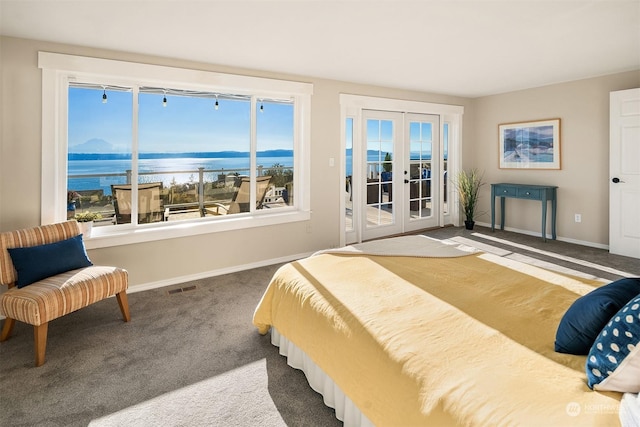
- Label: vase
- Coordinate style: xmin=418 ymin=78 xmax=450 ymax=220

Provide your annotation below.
xmin=67 ymin=202 xmax=76 ymax=219
xmin=464 ymin=220 xmax=475 ymax=230
xmin=78 ymin=221 xmax=93 ymax=238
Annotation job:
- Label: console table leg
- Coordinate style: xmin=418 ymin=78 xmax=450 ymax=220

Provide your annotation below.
xmin=551 ymin=197 xmax=557 ymax=240
xmin=491 ymin=193 xmax=496 ymax=231
xmin=541 ymin=200 xmax=548 ymax=242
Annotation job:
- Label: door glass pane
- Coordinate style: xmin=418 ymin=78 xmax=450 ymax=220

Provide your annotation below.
xmin=408 ymin=121 xmax=432 ymax=219
xmin=67 ymin=86 xmax=132 ymax=227
xmin=380 ymin=120 xmax=393 ymax=143
xmin=366 ymin=119 xmax=393 ymax=227
xmin=443 ymin=123 xmax=449 ymax=214
xmin=345 ymin=118 xmax=354 ymax=233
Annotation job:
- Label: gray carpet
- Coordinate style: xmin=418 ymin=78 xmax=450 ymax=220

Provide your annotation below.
xmin=1 ymin=226 xmax=638 ymax=427
xmin=0 ymin=263 xmax=342 ymax=427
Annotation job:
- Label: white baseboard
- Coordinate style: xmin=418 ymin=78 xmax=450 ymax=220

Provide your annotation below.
xmin=125 ymin=250 xmax=315 ymax=294
xmin=556 ymin=235 xmax=609 ymax=250
xmin=0 ymin=251 xmax=315 ymax=321
xmin=474 ymin=221 xmax=609 ymax=250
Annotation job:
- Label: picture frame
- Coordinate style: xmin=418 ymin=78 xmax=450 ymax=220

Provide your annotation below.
xmin=499 ymin=118 xmax=561 ymax=169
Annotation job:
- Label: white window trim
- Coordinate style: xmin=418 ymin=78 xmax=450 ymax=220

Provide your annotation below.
xmin=39 ymin=52 xmax=312 ymax=249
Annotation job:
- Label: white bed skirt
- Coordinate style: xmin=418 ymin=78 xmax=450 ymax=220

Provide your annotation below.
xmin=621 ymin=393 xmax=640 ymax=427
xmin=273 ymin=328 xmax=640 ymax=427
xmin=271 ymin=328 xmax=374 ymax=427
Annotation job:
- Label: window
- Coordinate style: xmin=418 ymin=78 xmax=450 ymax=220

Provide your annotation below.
xmin=67 ymin=85 xmax=133 ymax=225
xmin=67 ymin=87 xmax=295 ymax=226
xmin=345 ymin=117 xmax=354 ymax=234
xmin=41 ymin=53 xmax=312 ymax=248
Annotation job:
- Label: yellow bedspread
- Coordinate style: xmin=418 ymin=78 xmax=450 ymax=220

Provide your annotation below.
xmin=253 ymin=248 xmax=622 ymax=426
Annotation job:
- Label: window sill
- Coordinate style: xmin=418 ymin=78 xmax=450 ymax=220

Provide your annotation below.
xmin=83 ymin=209 xmax=310 ymax=250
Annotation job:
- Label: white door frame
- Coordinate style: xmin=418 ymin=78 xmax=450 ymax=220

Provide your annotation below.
xmin=340 ymin=94 xmax=464 ymax=246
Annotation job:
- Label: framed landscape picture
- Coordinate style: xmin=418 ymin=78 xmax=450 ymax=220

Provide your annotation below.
xmin=499 ymin=118 xmax=561 ymax=169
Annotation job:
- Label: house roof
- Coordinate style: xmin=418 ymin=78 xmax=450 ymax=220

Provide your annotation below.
xmin=1 ymin=0 xmax=638 ymax=97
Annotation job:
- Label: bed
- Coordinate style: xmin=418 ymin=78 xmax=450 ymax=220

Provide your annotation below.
xmin=253 ymin=235 xmax=638 ymax=426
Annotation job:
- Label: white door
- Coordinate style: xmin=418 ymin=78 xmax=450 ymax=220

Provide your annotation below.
xmin=360 ymin=111 xmax=442 ymax=241
xmin=362 ymin=110 xmax=403 ymax=241
xmin=610 ymin=88 xmax=640 ymax=258
xmin=404 ymin=113 xmax=440 ymax=232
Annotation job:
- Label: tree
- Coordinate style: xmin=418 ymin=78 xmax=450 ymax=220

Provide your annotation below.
xmin=264 ymin=163 xmax=293 ymax=188
xmin=383 ymin=152 xmax=392 ymax=172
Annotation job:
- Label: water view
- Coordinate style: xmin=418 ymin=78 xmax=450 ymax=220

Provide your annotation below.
xmin=67 ymin=151 xmax=295 ymax=225
xmin=68 ymin=152 xmax=294 ymax=195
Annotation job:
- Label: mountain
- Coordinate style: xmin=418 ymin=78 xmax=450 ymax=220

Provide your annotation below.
xmin=69 ymin=138 xmax=114 ymax=153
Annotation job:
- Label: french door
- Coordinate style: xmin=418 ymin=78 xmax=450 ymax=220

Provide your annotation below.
xmin=360 ymin=110 xmax=440 ymax=241
xmin=362 ymin=110 xmax=403 ymax=240
xmin=405 ymin=113 xmax=441 ymax=232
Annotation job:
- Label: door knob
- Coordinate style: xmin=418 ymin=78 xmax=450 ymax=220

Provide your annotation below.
xmin=612 ymin=177 xmax=622 ymax=183
xmin=404 ymin=179 xmax=409 ymax=184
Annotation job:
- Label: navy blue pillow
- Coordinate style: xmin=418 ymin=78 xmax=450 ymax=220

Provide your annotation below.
xmin=8 ymin=235 xmax=93 ymax=288
xmin=555 ymin=277 xmax=640 ymax=355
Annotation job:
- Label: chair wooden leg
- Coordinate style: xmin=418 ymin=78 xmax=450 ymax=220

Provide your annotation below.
xmin=116 ymin=291 xmax=131 ymax=322
xmin=1 ymin=317 xmax=16 ymax=341
xmin=34 ymin=323 xmax=48 ymax=367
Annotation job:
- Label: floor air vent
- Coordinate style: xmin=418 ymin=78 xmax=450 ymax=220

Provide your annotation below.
xmin=167 ymin=285 xmax=197 ymax=295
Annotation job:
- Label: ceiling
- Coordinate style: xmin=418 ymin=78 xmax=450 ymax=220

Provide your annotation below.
xmin=1 ymin=0 xmax=638 ymax=98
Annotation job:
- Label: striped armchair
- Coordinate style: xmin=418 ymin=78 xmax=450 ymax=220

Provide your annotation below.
xmin=0 ymin=220 xmax=130 ymax=366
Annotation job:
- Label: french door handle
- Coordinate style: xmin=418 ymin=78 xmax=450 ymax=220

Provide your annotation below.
xmin=404 ymin=179 xmax=409 ymax=184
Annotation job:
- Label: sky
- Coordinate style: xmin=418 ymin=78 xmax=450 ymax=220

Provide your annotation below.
xmin=68 ymin=87 xmax=294 ymax=153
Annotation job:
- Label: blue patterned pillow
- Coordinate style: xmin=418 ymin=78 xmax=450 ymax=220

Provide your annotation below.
xmin=586 ymin=294 xmax=640 ymax=392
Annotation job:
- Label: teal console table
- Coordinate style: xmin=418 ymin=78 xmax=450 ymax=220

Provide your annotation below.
xmin=490 ymin=183 xmax=558 ymax=242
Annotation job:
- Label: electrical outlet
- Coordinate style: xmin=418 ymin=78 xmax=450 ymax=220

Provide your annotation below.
xmin=575 ymin=214 xmax=582 ymax=223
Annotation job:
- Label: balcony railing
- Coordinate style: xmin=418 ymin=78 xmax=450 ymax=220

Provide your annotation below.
xmin=68 ymin=165 xmax=292 ymax=225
